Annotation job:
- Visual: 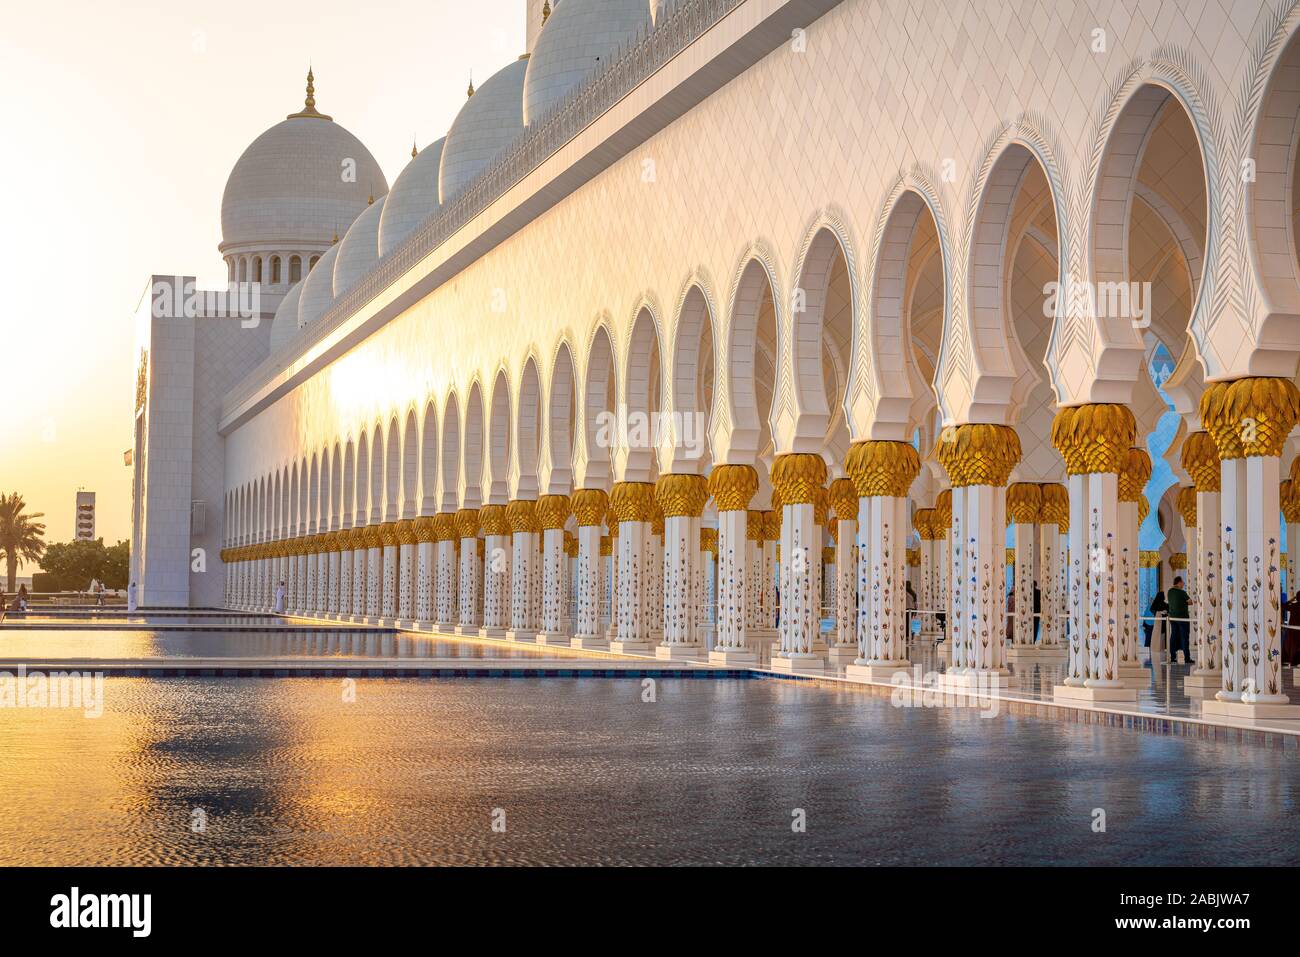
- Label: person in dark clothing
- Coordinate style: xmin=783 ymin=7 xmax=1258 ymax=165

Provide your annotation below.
xmin=1032 ymin=581 xmax=1041 ymax=642
xmin=1166 ymin=578 xmax=1192 ymax=665
xmin=1145 ymin=590 xmax=1167 ymax=647
xmin=1282 ymin=592 xmax=1300 ymax=667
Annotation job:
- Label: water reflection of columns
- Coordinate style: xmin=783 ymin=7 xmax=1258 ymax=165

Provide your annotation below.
xmin=1051 ymin=405 xmax=1136 ymax=702
xmin=709 ymin=466 xmax=758 ymax=664
xmin=846 ymin=441 xmax=919 ymax=681
xmin=1200 ymin=379 xmax=1300 ymax=717
xmin=536 ymin=494 xmax=571 ymax=644
xmin=609 ymin=482 xmax=655 ymax=655
xmin=1181 ymin=435 xmax=1218 ymax=683
xmin=771 ymin=453 xmax=826 ymax=674
xmin=570 ymin=489 xmax=608 ymax=649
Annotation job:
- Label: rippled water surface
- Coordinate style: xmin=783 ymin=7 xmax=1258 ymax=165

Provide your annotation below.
xmin=0 ymin=630 xmax=554 ymax=659
xmin=1 ymin=677 xmax=1298 ymax=865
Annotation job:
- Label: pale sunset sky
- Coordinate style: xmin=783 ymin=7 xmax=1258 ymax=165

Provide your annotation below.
xmin=0 ymin=0 xmax=524 ymax=561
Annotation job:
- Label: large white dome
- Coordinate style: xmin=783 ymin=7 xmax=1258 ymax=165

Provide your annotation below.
xmin=524 ymin=0 xmax=650 ymax=126
xmin=439 ymin=58 xmax=527 ymax=204
xmin=333 ymin=197 xmax=384 ymax=297
xmin=269 ymin=281 xmax=304 ymax=353
xmin=377 ymin=137 xmax=446 ymax=258
xmin=297 ymin=244 xmax=341 ymax=329
xmin=220 ymin=76 xmax=388 ymax=253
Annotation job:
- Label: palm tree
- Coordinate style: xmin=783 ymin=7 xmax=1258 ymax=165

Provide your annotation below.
xmin=0 ymin=493 xmax=46 ymax=593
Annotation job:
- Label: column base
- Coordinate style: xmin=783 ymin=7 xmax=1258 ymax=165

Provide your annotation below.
xmin=825 ymin=645 xmax=858 ymax=666
xmin=1116 ymin=663 xmax=1150 ymax=680
xmin=941 ymin=670 xmax=1018 ymax=690
xmin=1006 ymin=644 xmax=1068 ymax=660
xmin=454 ymin=623 xmax=480 ymax=636
xmin=770 ymin=654 xmax=824 ymax=675
xmin=1053 ymin=683 xmax=1137 ymax=704
xmin=655 ymin=643 xmax=703 ymax=660
xmin=478 ymin=627 xmax=507 ymax=639
xmin=505 ymin=629 xmax=537 ymax=642
xmin=708 ymin=648 xmax=757 ymax=666
xmin=570 ymin=635 xmax=610 ymax=651
xmin=533 ymin=631 xmax=571 ymax=646
xmin=1183 ymin=671 xmax=1222 ymax=689
xmin=845 ymin=662 xmax=911 ymax=683
xmin=608 ymin=640 xmax=653 ymax=656
xmin=1199 ymin=699 xmax=1300 ymax=725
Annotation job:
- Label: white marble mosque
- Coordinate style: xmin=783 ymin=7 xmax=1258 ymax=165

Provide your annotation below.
xmin=130 ymin=0 xmax=1300 ymax=725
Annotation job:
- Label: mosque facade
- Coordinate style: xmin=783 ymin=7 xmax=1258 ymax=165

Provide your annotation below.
xmin=131 ymin=0 xmax=1300 ymax=721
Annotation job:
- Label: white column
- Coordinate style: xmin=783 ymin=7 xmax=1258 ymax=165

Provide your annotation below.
xmin=414 ymin=523 xmax=435 ymax=623
xmin=381 ymin=534 xmax=399 ymax=620
xmin=351 ymin=537 xmax=367 ymax=617
xmin=435 ymin=535 xmax=457 ymax=627
xmin=481 ymin=525 xmax=510 ymax=635
xmin=658 ymin=514 xmax=702 ymax=657
xmin=1191 ymin=494 xmax=1220 ymax=683
xmin=397 ymin=534 xmax=415 ymax=621
xmin=1116 ymin=500 xmax=1141 ymax=671
xmin=958 ymin=484 xmax=1011 ymax=680
xmin=769 ymin=453 xmax=825 ymax=675
xmin=1084 ymin=472 xmax=1123 ymax=687
xmin=338 ymin=544 xmax=353 ymax=618
xmin=1011 ymin=521 xmax=1036 ymax=647
xmin=571 ymin=491 xmax=608 ymax=650
xmin=711 ymin=508 xmax=753 ymax=662
xmin=1038 ymin=524 xmax=1063 ymax=646
xmin=611 ymin=520 xmax=651 ymax=653
xmin=326 ymin=547 xmax=341 ymax=617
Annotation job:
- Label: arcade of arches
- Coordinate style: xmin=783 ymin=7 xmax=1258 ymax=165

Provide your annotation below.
xmin=215 ymin=20 xmax=1300 ymax=725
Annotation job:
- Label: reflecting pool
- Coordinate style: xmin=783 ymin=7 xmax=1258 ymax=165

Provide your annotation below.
xmin=1 ymin=676 xmax=1296 ymax=865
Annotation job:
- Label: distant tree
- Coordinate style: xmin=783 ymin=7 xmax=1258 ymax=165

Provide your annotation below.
xmin=103 ymin=540 xmax=130 ymax=590
xmin=39 ymin=538 xmax=110 ymax=592
xmin=0 ymin=493 xmax=46 ymax=592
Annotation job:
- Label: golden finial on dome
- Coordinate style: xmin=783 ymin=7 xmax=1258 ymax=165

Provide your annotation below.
xmin=542 ymin=0 xmax=551 ymax=23
xmin=411 ymin=139 xmax=418 ymax=158
xmin=466 ymin=72 xmax=474 ymax=98
xmin=331 ymin=229 xmax=339 ymax=244
xmin=287 ymin=65 xmax=333 ymax=120
xmin=367 ymin=194 xmax=374 ymax=205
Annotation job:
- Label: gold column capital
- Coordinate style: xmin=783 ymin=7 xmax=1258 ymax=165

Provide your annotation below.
xmin=1199 ymin=377 xmax=1300 ymax=459
xmin=845 ymin=440 xmax=920 ymax=497
xmin=1175 ymin=486 xmax=1198 ymax=528
xmin=828 ymin=477 xmax=857 ymax=523
xmin=413 ymin=516 xmax=438 ymax=543
xmin=762 ymin=510 xmax=781 ymax=541
xmin=506 ymin=499 xmax=539 ymax=534
xmin=1051 ymin=404 xmax=1135 ymax=474
xmin=1006 ymin=482 xmax=1043 ymax=524
xmin=656 ymin=473 xmax=708 ymax=518
xmin=769 ymin=453 xmax=827 ymax=505
xmin=700 ymin=527 xmax=718 ymax=554
xmin=455 ymin=507 xmax=480 ymax=538
xmin=571 ymin=488 xmax=608 ymax=526
xmin=1180 ymin=431 xmax=1221 ymax=492
xmin=1139 ymin=550 xmax=1161 ymax=568
xmin=537 ymin=494 xmax=571 ymax=530
xmin=1118 ymin=447 xmax=1152 ymax=503
xmin=610 ymin=481 xmax=656 ymax=522
xmin=707 ymin=464 xmax=758 ymax=512
xmin=1170 ymin=552 xmax=1188 ymax=570
xmin=934 ymin=489 xmax=952 ymax=531
xmin=935 ymin=423 xmax=1020 ymax=487
xmin=1282 ymin=479 xmax=1300 ymax=524
xmin=1039 ymin=482 xmax=1069 ymax=532
xmin=479 ymin=503 xmax=509 ymax=536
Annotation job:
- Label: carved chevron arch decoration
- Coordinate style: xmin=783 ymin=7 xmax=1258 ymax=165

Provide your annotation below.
xmin=772 ymin=205 xmax=860 ymax=453
xmin=852 ymin=169 xmax=952 ymax=440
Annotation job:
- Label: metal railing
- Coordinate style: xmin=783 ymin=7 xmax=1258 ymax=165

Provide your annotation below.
xmin=223 ymin=0 xmax=747 ymax=418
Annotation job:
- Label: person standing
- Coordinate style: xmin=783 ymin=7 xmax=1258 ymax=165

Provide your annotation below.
xmin=274 ymin=580 xmax=287 ymax=614
xmin=1032 ymin=581 xmax=1041 ymax=642
xmin=1166 ymin=577 xmax=1192 ymax=665
xmin=127 ymin=580 xmax=138 ymax=613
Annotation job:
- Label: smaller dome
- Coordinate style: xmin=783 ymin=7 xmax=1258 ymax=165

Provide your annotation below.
xmin=333 ymin=197 xmax=384 ymax=297
xmin=378 ymin=137 xmax=446 ymax=258
xmin=298 ymin=244 xmax=341 ymax=329
xmin=269 ymin=281 xmax=304 ymax=352
xmin=439 ymin=58 xmax=528 ymax=204
xmin=524 ymin=0 xmax=650 ymax=126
